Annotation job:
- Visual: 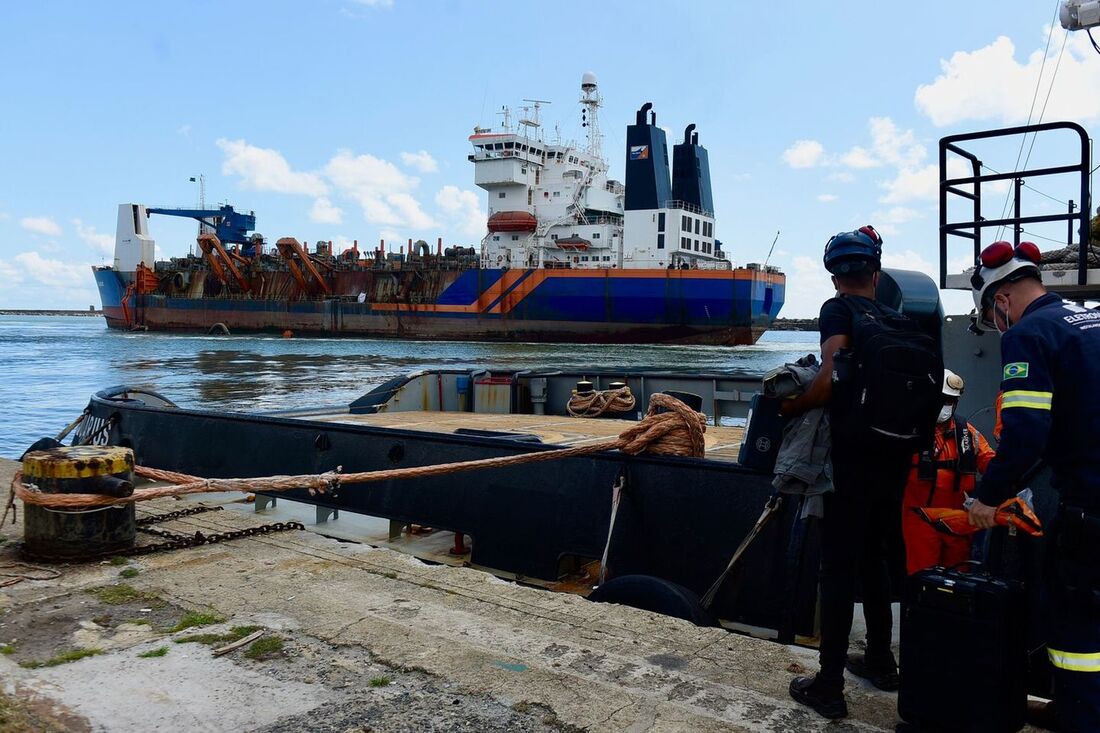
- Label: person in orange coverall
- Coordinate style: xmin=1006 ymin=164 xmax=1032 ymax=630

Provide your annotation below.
xmin=902 ymin=369 xmax=996 ymax=574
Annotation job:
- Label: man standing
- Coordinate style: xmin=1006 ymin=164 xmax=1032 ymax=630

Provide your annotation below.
xmin=968 ymin=240 xmax=1100 ymax=732
xmin=782 ymin=226 xmax=921 ymax=718
xmin=902 ymin=369 xmax=996 ymax=575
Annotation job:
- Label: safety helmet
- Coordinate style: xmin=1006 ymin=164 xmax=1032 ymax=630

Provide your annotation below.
xmin=823 ymin=225 xmax=883 ymax=275
xmin=970 ymin=241 xmax=1042 ymax=328
xmin=942 ymin=369 xmax=964 ymax=399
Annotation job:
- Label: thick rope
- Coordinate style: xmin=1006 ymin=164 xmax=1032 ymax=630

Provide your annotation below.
xmin=12 ymin=394 xmax=707 ymax=511
xmin=566 ymin=387 xmax=637 ymax=418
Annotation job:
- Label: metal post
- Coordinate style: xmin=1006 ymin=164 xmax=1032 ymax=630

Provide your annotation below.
xmin=1013 ymin=178 xmax=1023 ymax=247
xmin=1068 ymin=200 xmax=1077 ymax=247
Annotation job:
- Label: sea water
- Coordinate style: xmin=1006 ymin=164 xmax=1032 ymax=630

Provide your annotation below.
xmin=0 ymin=315 xmax=819 ymax=457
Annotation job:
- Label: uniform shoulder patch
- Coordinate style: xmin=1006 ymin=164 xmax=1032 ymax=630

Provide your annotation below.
xmin=1003 ymin=362 xmax=1029 ymax=380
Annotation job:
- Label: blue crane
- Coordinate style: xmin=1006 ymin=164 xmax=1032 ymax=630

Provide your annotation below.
xmin=145 ymin=205 xmax=259 ymax=253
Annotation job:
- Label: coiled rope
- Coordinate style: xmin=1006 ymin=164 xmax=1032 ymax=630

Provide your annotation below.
xmin=566 ymin=386 xmax=637 ymax=418
xmin=11 ymin=394 xmax=706 ymax=511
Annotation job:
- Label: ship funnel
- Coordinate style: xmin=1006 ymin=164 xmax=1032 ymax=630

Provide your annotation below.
xmin=672 ymin=126 xmax=714 ymax=214
xmin=625 ymin=103 xmax=671 ymax=211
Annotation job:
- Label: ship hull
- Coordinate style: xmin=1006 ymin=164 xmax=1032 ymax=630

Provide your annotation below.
xmin=94 ymin=267 xmax=785 ymax=345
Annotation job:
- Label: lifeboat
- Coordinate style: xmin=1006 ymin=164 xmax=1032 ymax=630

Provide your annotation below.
xmin=487 ymin=211 xmax=537 ymax=233
xmin=555 ymin=236 xmax=591 ymax=250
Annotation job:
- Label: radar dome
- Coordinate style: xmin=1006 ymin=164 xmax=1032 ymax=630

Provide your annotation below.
xmin=581 ymin=71 xmax=598 ymax=91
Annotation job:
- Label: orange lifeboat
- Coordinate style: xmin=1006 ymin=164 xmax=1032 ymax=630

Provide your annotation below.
xmin=487 ymin=211 xmax=537 ymax=232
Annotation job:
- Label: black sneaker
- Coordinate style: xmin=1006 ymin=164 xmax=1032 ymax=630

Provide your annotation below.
xmin=846 ymin=653 xmax=900 ymax=692
xmin=789 ymin=675 xmax=848 ymax=719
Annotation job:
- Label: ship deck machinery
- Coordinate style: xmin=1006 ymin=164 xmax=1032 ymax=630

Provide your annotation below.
xmin=79 ymin=268 xmax=937 ymax=643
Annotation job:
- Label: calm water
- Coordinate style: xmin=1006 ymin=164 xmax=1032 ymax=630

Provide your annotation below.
xmin=0 ymin=315 xmax=819 ymax=457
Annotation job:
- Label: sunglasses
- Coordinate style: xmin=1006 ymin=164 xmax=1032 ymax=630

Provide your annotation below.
xmin=969 ymin=240 xmax=1041 ymax=291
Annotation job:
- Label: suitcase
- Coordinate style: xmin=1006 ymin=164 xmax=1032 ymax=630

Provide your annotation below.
xmin=898 ymin=563 xmax=1027 ymax=733
xmin=737 ymin=394 xmax=787 ymax=473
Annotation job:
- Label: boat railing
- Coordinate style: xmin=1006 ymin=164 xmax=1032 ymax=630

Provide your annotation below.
xmin=662 ymin=200 xmax=714 ymax=218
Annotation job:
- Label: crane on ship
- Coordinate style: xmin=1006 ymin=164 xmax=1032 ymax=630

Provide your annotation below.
xmin=145 ymin=205 xmax=259 ymax=253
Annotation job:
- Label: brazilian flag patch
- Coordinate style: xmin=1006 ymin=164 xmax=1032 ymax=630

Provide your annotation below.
xmin=1003 ymin=362 xmax=1029 ymax=380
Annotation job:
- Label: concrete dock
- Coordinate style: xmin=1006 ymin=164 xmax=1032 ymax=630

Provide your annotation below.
xmin=0 ymin=457 xmax=938 ymax=732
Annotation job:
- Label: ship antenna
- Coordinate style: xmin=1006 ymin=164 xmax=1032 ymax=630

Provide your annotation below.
xmin=579 ymin=72 xmax=602 ymax=161
xmin=520 ymin=99 xmax=550 ymax=140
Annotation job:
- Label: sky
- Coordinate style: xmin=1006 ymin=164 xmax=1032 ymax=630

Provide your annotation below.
xmin=1 ymin=0 xmax=1098 ymax=316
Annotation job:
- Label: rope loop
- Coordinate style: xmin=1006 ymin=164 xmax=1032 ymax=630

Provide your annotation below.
xmin=566 ymin=386 xmax=637 ymax=418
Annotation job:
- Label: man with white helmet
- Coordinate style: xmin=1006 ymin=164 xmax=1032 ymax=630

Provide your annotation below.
xmin=969 ymin=240 xmax=1100 ymax=732
xmin=901 ymin=369 xmax=995 ymax=575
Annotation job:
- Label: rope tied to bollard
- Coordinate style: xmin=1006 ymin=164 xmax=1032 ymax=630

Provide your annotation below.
xmin=10 ymin=394 xmax=707 ymax=511
xmin=566 ymin=386 xmax=637 ymax=418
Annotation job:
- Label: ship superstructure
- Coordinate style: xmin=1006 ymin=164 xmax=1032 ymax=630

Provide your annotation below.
xmin=91 ymin=73 xmax=784 ymax=345
xmin=475 ymin=74 xmax=726 ymax=272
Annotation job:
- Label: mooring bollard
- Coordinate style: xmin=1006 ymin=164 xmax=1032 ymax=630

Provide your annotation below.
xmin=22 ymin=446 xmax=137 ymax=559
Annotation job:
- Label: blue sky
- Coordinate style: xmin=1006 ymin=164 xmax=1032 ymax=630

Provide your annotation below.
xmin=1 ymin=1 xmax=1097 ymax=315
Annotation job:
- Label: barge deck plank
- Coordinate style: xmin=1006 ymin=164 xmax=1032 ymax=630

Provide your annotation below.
xmin=308 ymin=411 xmax=746 ymax=462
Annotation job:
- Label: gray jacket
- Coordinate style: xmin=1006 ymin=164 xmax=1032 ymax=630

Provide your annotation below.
xmin=765 ymin=355 xmax=832 ymax=519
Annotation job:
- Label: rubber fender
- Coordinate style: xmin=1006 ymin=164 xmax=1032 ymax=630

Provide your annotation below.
xmin=588 ymin=574 xmax=719 ymax=627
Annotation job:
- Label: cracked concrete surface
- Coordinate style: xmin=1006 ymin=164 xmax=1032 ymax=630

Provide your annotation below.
xmin=0 ymin=458 xmax=944 ymax=732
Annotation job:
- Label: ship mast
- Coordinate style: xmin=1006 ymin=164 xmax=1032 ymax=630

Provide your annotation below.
xmin=580 ymin=72 xmax=602 ymax=161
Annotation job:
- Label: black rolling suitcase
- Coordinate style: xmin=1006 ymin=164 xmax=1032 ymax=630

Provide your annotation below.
xmin=737 ymin=394 xmax=786 ymax=473
xmin=898 ymin=563 xmax=1027 ymax=733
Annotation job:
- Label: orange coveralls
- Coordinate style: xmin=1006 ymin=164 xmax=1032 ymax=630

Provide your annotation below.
xmin=902 ymin=419 xmax=996 ymax=575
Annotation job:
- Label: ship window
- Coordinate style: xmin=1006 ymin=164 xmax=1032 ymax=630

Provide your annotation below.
xmin=493 ymin=236 xmax=500 ymax=241
xmin=551 ymin=234 xmax=558 ymax=239
xmin=512 ymin=235 xmax=519 ymax=241
xmin=505 ymin=142 xmax=514 ymax=149
xmin=682 ymin=215 xmax=689 ymax=230
xmin=494 ymin=143 xmax=503 ymax=150
xmin=694 ymin=219 xmax=700 ymax=234
xmin=658 ymin=212 xmax=665 ymax=232
xmin=527 ymin=190 xmax=533 ymax=205
xmin=604 ymin=256 xmax=611 ymax=261
xmin=553 ymin=191 xmax=561 ymax=197
xmin=521 ymin=168 xmax=527 ymax=174
xmin=657 ymin=233 xmax=665 ymax=250
xmin=680 ymin=237 xmax=688 ymax=249
xmin=695 ymin=239 xmax=700 ymax=251
xmin=498 ymin=192 xmax=506 ymax=199
xmin=592 ymin=232 xmax=600 ymax=239
xmin=544 ymin=192 xmax=549 ymax=198
xmin=581 ymin=255 xmax=589 ymax=261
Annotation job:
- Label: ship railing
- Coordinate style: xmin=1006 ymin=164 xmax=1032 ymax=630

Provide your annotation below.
xmin=662 ymin=200 xmax=714 ymax=218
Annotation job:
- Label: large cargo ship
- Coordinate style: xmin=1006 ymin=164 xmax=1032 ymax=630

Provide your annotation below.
xmin=93 ymin=74 xmax=785 ymax=344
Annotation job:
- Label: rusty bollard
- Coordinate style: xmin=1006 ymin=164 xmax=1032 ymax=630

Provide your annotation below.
xmin=22 ymin=446 xmax=136 ymax=560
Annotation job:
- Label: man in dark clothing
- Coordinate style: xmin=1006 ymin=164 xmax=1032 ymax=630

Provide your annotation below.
xmin=968 ymin=240 xmax=1100 ymax=733
xmin=781 ymin=225 xmax=912 ymax=719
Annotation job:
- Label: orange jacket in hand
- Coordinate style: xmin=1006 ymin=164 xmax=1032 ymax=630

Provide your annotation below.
xmin=902 ymin=417 xmax=995 ymax=574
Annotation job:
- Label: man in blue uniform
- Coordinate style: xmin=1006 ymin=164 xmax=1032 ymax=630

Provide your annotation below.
xmin=969 ymin=240 xmax=1100 ymax=732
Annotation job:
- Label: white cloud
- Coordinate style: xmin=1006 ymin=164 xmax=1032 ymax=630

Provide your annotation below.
xmin=217 ymin=138 xmax=328 ymax=196
xmin=324 ymin=150 xmax=434 ymax=229
xmin=435 ymin=185 xmax=484 ymax=238
xmin=73 ymin=218 xmax=113 ymax=256
xmin=781 ymin=140 xmax=825 ymax=169
xmin=0 ymin=212 xmax=10 ymax=220
xmin=817 ymin=194 xmax=839 ymax=203
xmin=21 ymin=216 xmax=62 ymax=237
xmin=839 ymin=146 xmax=879 ymax=169
xmin=915 ymin=29 xmax=1100 ymax=127
xmin=400 ymin=150 xmax=439 ymax=173
xmin=0 ymin=252 xmax=99 ymax=309
xmin=177 ymin=124 xmax=191 ymax=137
xmin=780 ymin=255 xmax=835 ymax=318
xmin=309 ymin=197 xmax=344 ymax=225
xmin=828 ymin=171 xmax=855 ymax=183
xmin=865 ymin=117 xmax=926 ymax=168
xmin=14 ymin=251 xmax=92 ymax=288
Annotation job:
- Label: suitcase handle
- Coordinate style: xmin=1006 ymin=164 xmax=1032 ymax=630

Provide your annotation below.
xmin=944 ymin=560 xmax=986 ymax=573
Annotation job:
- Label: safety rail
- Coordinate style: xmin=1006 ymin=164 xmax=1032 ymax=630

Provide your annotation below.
xmin=938 ymin=122 xmax=1092 ymax=290
xmin=662 ymin=200 xmax=714 ymax=217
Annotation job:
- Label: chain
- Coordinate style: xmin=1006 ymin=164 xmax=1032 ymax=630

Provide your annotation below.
xmin=20 ymin=505 xmax=304 ymax=564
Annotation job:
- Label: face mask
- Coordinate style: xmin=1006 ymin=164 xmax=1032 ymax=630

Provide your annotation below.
xmin=937 ymin=405 xmax=955 ymax=424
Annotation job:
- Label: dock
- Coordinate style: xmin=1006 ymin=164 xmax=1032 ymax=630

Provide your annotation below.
xmin=0 ymin=457 xmax=937 ymax=732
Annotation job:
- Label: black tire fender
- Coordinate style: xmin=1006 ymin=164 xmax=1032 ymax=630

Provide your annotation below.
xmin=588 ymin=574 xmax=718 ymax=627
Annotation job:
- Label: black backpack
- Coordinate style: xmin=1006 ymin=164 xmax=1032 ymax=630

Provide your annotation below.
xmin=832 ymin=296 xmax=943 ymax=444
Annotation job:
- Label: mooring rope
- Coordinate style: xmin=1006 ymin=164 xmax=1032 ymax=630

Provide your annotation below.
xmin=566 ymin=386 xmax=637 ymax=418
xmin=11 ymin=394 xmax=706 ymax=511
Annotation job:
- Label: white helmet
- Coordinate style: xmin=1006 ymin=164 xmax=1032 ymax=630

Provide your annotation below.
xmin=970 ymin=241 xmax=1041 ymax=328
xmin=942 ymin=369 xmax=964 ymax=398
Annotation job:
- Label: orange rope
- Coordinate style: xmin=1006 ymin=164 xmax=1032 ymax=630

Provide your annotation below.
xmin=12 ymin=394 xmax=706 ymax=510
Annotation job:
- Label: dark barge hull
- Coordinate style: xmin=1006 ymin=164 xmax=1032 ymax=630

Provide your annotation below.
xmin=80 ymin=380 xmax=820 ymax=641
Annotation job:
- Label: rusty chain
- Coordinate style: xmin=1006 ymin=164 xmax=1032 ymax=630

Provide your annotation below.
xmin=21 ymin=505 xmax=304 ymax=564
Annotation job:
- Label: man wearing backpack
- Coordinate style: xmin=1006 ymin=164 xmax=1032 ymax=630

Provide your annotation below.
xmin=968 ymin=240 xmax=1100 ymax=732
xmin=782 ymin=225 xmax=943 ymax=719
